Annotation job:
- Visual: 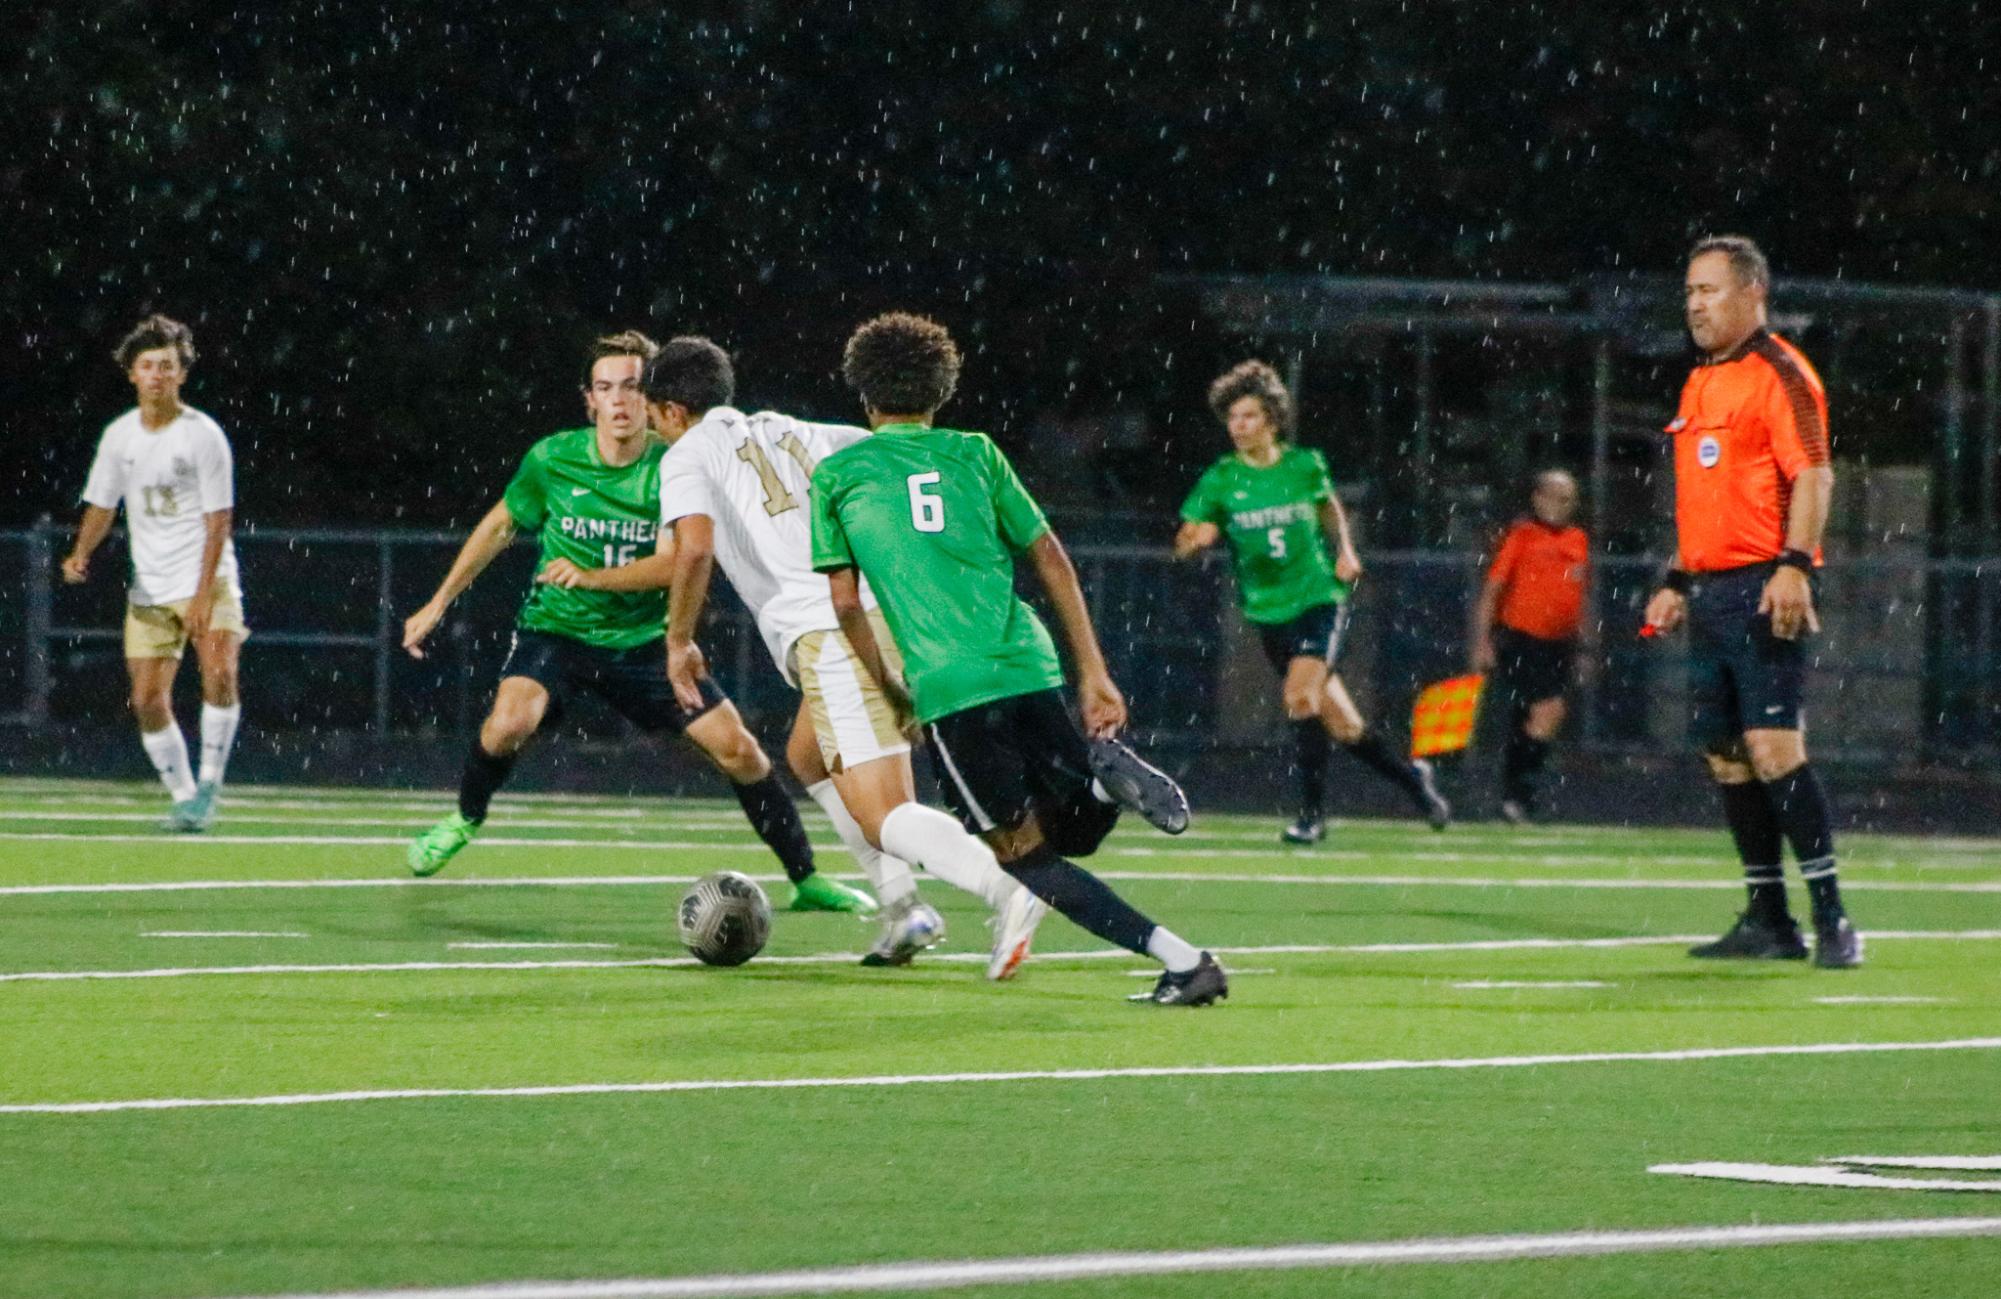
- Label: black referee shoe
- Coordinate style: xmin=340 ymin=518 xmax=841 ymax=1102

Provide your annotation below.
xmin=1688 ymin=912 xmax=1809 ymax=961
xmin=1089 ymin=738 xmax=1190 ymax=835
xmin=1812 ymin=916 xmax=1865 ymax=969
xmin=1129 ymin=952 xmax=1229 ymax=1006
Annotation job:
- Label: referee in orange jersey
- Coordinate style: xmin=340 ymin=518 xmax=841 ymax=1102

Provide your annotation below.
xmin=1645 ymin=235 xmax=1861 ymax=968
xmin=1471 ymin=470 xmax=1590 ymax=823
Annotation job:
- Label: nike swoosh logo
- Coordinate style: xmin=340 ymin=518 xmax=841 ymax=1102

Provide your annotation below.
xmin=571 ymin=487 xmax=590 ymax=496
xmin=1764 ymin=705 xmax=1784 ymax=715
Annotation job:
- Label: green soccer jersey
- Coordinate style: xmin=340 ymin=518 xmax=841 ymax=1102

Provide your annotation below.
xmin=810 ymin=424 xmax=1066 ymax=724
xmin=1179 ymin=445 xmax=1349 ymax=625
xmin=501 ymin=428 xmax=667 ymax=649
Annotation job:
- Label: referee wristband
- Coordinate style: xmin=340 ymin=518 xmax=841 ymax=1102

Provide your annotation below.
xmin=1775 ymin=548 xmax=1814 ymax=574
xmin=1660 ymin=569 xmax=1693 ymax=595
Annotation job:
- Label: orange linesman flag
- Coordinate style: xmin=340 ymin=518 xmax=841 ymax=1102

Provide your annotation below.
xmin=1409 ymin=674 xmax=1486 ymax=758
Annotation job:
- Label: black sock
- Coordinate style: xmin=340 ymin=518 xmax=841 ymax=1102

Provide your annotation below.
xmin=1719 ymin=780 xmax=1789 ymax=923
xmin=1290 ymin=719 xmax=1330 ymax=818
xmin=732 ymin=775 xmax=817 ymax=884
xmin=1502 ymin=731 xmax=1549 ymax=804
xmin=457 ymin=739 xmax=518 ymax=823
xmin=1003 ymin=843 xmax=1158 ymax=955
xmin=1343 ymin=730 xmax=1425 ymax=799
xmin=1764 ymin=763 xmax=1843 ymax=924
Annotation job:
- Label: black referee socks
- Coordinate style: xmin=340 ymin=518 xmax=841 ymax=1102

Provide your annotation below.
xmin=1763 ymin=763 xmax=1845 ymax=923
xmin=731 ymin=774 xmax=817 ymax=884
xmin=1719 ymin=780 xmax=1789 ymax=922
xmin=1003 ymin=844 xmax=1157 ymax=955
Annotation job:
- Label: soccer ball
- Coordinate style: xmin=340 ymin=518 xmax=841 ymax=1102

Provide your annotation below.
xmin=677 ymin=870 xmax=772 ymax=967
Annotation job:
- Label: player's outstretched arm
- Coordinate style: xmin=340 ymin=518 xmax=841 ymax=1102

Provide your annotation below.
xmin=1026 ymin=531 xmax=1126 ymax=738
xmin=1172 ymin=520 xmax=1219 ymax=560
xmin=403 ymin=500 xmax=516 ymax=658
xmin=61 ymin=505 xmax=118 ymax=584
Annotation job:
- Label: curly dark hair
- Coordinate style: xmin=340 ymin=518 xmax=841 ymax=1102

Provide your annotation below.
xmin=643 ymin=336 xmax=736 ymax=413
xmin=841 ymin=312 xmax=961 ymax=416
xmin=581 ymin=329 xmax=659 ymax=386
xmin=113 ymin=314 xmax=196 ymax=371
xmin=1207 ymin=360 xmax=1294 ymax=433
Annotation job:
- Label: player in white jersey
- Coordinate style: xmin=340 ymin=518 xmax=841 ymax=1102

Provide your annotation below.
xmin=539 ymin=337 xmax=1045 ymax=976
xmin=61 ymin=315 xmax=247 ymax=831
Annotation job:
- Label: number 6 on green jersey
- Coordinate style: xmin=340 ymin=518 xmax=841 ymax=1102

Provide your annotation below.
xmin=908 ymin=472 xmax=945 ymax=532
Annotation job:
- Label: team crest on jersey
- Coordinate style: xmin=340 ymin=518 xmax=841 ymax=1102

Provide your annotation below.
xmin=1696 ymin=435 xmax=1721 ymax=468
xmin=172 ymin=456 xmax=194 ymax=478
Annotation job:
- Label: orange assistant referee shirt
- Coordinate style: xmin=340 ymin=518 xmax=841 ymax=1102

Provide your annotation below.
xmin=1667 ymin=329 xmax=1830 ymax=573
xmin=1488 ymin=519 xmax=1589 ymax=641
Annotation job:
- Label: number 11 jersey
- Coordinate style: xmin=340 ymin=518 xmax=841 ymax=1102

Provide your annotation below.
xmin=810 ymin=423 xmax=1065 ymax=725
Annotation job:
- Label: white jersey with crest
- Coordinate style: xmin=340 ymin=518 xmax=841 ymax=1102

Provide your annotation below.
xmin=81 ymin=405 xmax=243 ymax=606
xmin=658 ymin=406 xmax=878 ymax=683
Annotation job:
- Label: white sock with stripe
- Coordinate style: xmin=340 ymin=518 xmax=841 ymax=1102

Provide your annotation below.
xmin=199 ymin=703 xmax=242 ymax=788
xmin=805 ymin=779 xmax=916 ymax=906
xmin=141 ymin=725 xmax=198 ymax=803
xmin=880 ymin=802 xmax=1023 ymax=913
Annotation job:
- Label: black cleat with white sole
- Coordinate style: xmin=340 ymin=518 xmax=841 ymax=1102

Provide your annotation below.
xmin=1129 ymin=952 xmax=1228 ymax=1006
xmin=1089 ymin=737 xmax=1190 ymax=835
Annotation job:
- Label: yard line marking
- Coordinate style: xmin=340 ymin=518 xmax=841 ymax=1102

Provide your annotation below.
xmin=446 ymin=942 xmax=621 ymax=951
xmin=1829 ymin=1157 xmax=2001 ymax=1170
xmin=1454 ymin=980 xmax=1611 ymax=989
xmin=8 ymin=1038 xmax=2001 ymax=1118
xmin=9 ymin=930 xmax=2001 ymax=985
xmin=1814 ymin=995 xmax=1947 ymax=1006
xmin=1654 ymin=1163 xmax=2001 ymax=1193
xmin=214 ymin=1218 xmax=2001 ymax=1299
xmin=141 ymin=931 xmax=309 ymax=939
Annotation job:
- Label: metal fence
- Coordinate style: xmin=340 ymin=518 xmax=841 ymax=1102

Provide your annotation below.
xmin=1 ymin=521 xmax=1995 ymax=764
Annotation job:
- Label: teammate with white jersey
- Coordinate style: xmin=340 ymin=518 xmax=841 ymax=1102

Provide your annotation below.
xmin=62 ymin=314 xmax=246 ymax=832
xmin=540 ymin=336 xmax=1046 ymax=975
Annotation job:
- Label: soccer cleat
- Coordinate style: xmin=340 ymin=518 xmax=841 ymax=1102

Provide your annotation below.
xmin=1688 ymin=912 xmax=1809 ymax=960
xmin=1498 ymin=798 xmax=1532 ymax=826
xmin=860 ymin=900 xmax=946 ymax=967
xmin=407 ymin=811 xmax=481 ymax=877
xmin=1088 ymin=737 xmax=1190 ymax=835
xmin=786 ymin=873 xmax=879 ymax=915
xmin=1128 ymin=951 xmax=1229 ymax=1007
xmin=1812 ymin=916 xmax=1865 ymax=969
xmin=986 ymin=886 xmax=1049 ymax=981
xmin=1412 ymin=758 xmax=1452 ymax=831
xmin=1280 ymin=815 xmax=1326 ymax=845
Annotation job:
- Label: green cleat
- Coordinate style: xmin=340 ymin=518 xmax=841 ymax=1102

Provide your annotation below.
xmin=786 ymin=873 xmax=879 ymax=915
xmin=163 ymin=782 xmax=217 ymax=833
xmin=408 ymin=811 xmax=481 ymax=877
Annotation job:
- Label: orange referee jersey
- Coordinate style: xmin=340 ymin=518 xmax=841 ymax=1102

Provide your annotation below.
xmin=1488 ymin=519 xmax=1589 ymax=640
xmin=1666 ymin=329 xmax=1830 ymax=573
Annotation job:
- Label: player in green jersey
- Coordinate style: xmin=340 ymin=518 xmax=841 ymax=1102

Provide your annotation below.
xmin=812 ymin=312 xmax=1225 ymax=1007
xmin=1175 ymin=360 xmax=1450 ymax=845
xmin=397 ymin=330 xmax=871 ymax=912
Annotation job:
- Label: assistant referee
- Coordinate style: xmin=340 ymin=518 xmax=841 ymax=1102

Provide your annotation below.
xmin=1644 ymin=235 xmax=1861 ymax=969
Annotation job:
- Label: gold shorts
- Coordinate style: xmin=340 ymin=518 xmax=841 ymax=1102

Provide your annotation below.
xmin=790 ymin=610 xmax=911 ymax=773
xmin=124 ymin=592 xmax=250 ymax=660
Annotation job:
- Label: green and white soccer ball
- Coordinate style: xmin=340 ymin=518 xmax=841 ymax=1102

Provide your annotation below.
xmin=677 ymin=870 xmax=772 ymax=967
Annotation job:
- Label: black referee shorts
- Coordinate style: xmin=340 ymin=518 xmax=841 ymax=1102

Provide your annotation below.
xmin=1492 ymin=626 xmax=1575 ymax=712
xmin=499 ymin=628 xmax=727 ymax=734
xmin=922 ymin=687 xmax=1120 ymax=856
xmin=1686 ymin=562 xmax=1810 ymax=749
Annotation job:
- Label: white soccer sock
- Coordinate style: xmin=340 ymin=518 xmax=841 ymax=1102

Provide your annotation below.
xmin=199 ymin=703 xmax=242 ymax=788
xmin=141 ymin=725 xmax=198 ymax=803
xmin=805 ymin=779 xmax=916 ymax=906
xmin=1146 ymin=925 xmax=1202 ymax=973
xmin=880 ymin=802 xmax=1022 ymax=913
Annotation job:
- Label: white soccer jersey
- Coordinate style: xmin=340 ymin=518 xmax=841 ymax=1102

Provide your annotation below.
xmin=658 ymin=406 xmax=877 ymax=682
xmin=81 ymin=406 xmax=242 ymax=606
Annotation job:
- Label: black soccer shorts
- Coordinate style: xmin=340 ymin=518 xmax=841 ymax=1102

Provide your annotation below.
xmin=499 ymin=628 xmax=727 ymax=734
xmin=1685 ymin=562 xmax=1810 ymax=748
xmin=1255 ymin=600 xmax=1353 ymax=676
xmin=1492 ymin=626 xmax=1576 ymax=712
xmin=922 ymin=687 xmax=1119 ymax=856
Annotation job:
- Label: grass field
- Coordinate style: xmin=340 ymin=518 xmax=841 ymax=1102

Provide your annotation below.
xmin=3 ymin=776 xmax=1999 ymax=1299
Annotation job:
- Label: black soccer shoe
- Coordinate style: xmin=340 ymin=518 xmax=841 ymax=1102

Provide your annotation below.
xmin=1128 ymin=952 xmax=1229 ymax=1007
xmin=1089 ymin=738 xmax=1190 ymax=835
xmin=1281 ymin=815 xmax=1326 ymax=845
xmin=1812 ymin=916 xmax=1865 ymax=969
xmin=1688 ymin=912 xmax=1809 ymax=961
xmin=1413 ymin=758 xmax=1452 ymax=831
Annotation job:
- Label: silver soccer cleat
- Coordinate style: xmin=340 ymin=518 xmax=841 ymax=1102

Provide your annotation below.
xmin=860 ymin=900 xmax=946 ymax=967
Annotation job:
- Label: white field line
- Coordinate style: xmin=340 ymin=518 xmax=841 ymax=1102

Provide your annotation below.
xmin=216 ymin=1218 xmax=2001 ymax=1299
xmin=9 ymin=1038 xmax=2001 ymax=1119
xmin=1814 ymin=996 xmax=1948 ymax=1006
xmin=141 ymin=930 xmax=309 ymax=939
xmin=1653 ymin=1163 xmax=2001 ymax=1193
xmin=446 ymin=941 xmax=621 ymax=951
xmin=1831 ymin=1157 xmax=2001 ymax=1170
xmin=6 ymin=865 xmax=1999 ymax=898
xmin=6 ymin=929 xmax=2000 ymax=985
xmin=1454 ymin=980 xmax=1611 ymax=989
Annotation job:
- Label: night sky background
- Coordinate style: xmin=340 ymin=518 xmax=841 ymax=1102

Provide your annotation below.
xmin=4 ymin=1 xmax=1996 ymax=531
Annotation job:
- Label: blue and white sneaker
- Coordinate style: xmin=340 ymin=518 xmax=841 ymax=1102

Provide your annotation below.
xmin=861 ymin=901 xmax=946 ymax=967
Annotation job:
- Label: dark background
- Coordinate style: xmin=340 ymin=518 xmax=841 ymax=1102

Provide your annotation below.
xmin=5 ymin=1 xmax=1996 ymax=532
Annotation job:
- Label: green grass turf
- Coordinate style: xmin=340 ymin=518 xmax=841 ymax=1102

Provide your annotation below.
xmin=1 ymin=778 xmax=1998 ymax=1298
